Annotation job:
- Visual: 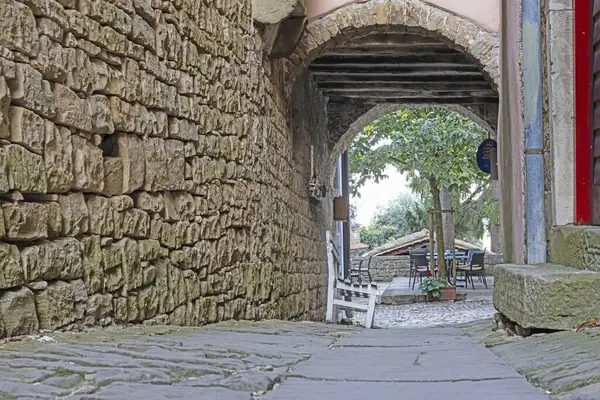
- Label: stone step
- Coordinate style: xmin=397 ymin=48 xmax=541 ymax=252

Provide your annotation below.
xmin=493 ymin=264 xmax=600 ymax=331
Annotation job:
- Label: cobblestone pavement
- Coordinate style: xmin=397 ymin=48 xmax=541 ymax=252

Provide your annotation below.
xmin=0 ymin=321 xmax=548 ymax=400
xmin=352 ymin=277 xmax=496 ymax=329
xmin=352 ymin=300 xmax=497 ymax=329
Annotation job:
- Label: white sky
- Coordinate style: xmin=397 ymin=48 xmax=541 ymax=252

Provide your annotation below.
xmin=351 ymin=166 xmax=411 ymax=226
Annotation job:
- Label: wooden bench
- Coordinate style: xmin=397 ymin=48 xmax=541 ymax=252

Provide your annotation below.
xmin=325 ymin=231 xmax=378 ymax=328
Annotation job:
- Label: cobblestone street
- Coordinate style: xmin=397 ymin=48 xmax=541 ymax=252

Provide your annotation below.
xmin=0 ymin=321 xmax=549 ymax=400
xmin=353 ymin=300 xmax=496 ymax=329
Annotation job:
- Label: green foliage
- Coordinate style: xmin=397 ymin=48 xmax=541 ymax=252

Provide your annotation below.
xmin=419 ymin=277 xmax=447 ymax=298
xmin=349 ymin=107 xmax=498 ymax=244
xmin=349 ymin=107 xmax=488 ymax=194
xmin=359 ymin=224 xmax=399 ymax=249
xmin=372 ymin=194 xmax=429 ymax=236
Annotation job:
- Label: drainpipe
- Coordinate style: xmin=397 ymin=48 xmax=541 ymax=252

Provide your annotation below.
xmin=336 ymin=155 xmax=345 ymax=276
xmin=522 ymin=0 xmax=547 ymax=264
xmin=341 ymin=150 xmax=351 ymax=278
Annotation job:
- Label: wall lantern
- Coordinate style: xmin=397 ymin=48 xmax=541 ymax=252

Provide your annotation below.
xmin=333 ymin=197 xmax=348 ymax=221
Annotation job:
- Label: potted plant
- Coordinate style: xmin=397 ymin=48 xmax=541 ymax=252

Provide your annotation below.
xmin=419 ymin=275 xmax=456 ymax=301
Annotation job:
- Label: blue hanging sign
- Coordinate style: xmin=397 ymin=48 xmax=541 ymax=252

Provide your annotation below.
xmin=476 ymin=139 xmax=497 ymax=174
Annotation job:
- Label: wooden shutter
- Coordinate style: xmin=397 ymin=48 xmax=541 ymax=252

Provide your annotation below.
xmin=592 ymin=0 xmax=600 ymax=224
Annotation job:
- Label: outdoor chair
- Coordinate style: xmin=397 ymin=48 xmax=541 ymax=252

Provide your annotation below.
xmin=409 ymin=249 xmax=429 ymax=288
xmin=350 ymin=256 xmax=373 ymax=284
xmin=411 ymin=253 xmax=432 ymax=290
xmin=457 ymin=251 xmax=487 ymax=289
xmin=326 ymin=231 xmax=378 ymax=329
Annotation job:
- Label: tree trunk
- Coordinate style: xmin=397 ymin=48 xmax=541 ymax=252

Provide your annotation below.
xmin=440 ymin=187 xmax=455 ymax=253
xmin=429 ymin=178 xmax=446 ymax=280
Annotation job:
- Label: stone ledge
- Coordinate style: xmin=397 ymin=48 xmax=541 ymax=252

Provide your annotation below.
xmin=493 ymin=263 xmax=600 ymax=330
xmin=549 ymin=225 xmax=600 ymax=271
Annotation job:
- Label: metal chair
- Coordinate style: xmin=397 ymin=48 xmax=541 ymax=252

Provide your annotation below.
xmin=351 ymin=256 xmax=373 ymax=284
xmin=411 ymin=253 xmax=432 ymax=290
xmin=409 ymin=249 xmax=428 ymax=288
xmin=457 ymin=251 xmax=487 ymax=289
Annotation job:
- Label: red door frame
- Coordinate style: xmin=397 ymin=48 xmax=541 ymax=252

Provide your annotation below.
xmin=574 ymin=0 xmax=592 ymax=224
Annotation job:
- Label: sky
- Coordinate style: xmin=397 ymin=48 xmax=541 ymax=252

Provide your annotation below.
xmin=350 ymin=166 xmax=411 ymax=226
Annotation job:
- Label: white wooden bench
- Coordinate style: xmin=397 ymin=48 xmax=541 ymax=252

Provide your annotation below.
xmin=325 ymin=231 xmax=378 ymax=328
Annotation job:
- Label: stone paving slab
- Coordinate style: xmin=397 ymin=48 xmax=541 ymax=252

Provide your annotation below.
xmin=0 ymin=321 xmax=548 ymax=400
xmin=461 ymin=320 xmax=600 ymax=399
xmin=266 ymin=378 xmax=548 ymax=400
xmin=0 ymin=321 xmax=357 ymax=399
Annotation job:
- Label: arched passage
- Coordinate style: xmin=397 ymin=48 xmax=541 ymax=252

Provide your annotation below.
xmin=286 ymin=0 xmax=500 ymax=96
xmin=284 ymin=0 xmax=515 ymax=275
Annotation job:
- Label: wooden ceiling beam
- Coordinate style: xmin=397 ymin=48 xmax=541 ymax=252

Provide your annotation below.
xmin=323 ymin=89 xmax=498 ymax=97
xmin=327 ymin=96 xmax=499 ymax=105
xmin=316 ymin=81 xmax=492 ymax=90
xmin=312 ymin=54 xmax=473 ymax=65
xmin=313 ymin=74 xmax=489 ymax=83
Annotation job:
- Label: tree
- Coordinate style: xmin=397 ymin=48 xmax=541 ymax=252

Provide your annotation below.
xmin=359 ymin=224 xmax=399 ymax=250
xmin=371 ymin=194 xmax=429 ymax=237
xmin=358 ymin=193 xmax=429 ymax=250
xmin=349 ymin=107 xmax=494 ymax=279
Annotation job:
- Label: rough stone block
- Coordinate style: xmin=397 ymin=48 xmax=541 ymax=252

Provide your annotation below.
xmin=109 ymin=194 xmax=133 ymax=211
xmin=8 ymin=106 xmax=45 ymax=154
xmin=115 ymin=133 xmax=144 ymax=193
xmin=82 ymin=235 xmax=104 ymax=294
xmin=123 ymin=208 xmax=150 ymax=238
xmin=6 ymin=144 xmax=47 ymax=193
xmin=0 ymin=76 xmax=10 ymax=140
xmin=134 ymin=191 xmax=163 ymax=213
xmin=46 ymin=201 xmax=62 ymax=238
xmin=162 ymin=191 xmax=194 ymax=221
xmin=494 ymin=264 xmax=600 ymax=330
xmin=31 ymin=35 xmax=68 ymax=82
xmin=35 ymin=280 xmax=76 ymax=330
xmin=7 ymin=63 xmax=55 ymax=119
xmin=44 ymin=122 xmax=73 ymax=193
xmin=59 ymin=192 xmax=89 ymax=236
xmin=143 ymin=138 xmax=185 ymax=191
xmin=0 ymin=0 xmax=39 ymax=57
xmin=0 ymin=243 xmax=23 ymax=289
xmin=20 ymin=238 xmax=83 ymax=281
xmin=138 ymin=239 xmax=162 ymax=262
xmin=84 ymin=293 xmax=112 ymax=326
xmin=88 ymin=94 xmax=114 ymax=134
xmin=2 ymin=202 xmax=48 ymax=241
xmin=168 ymin=118 xmax=198 ymax=141
xmin=72 ymin=135 xmax=104 ymax=192
xmin=0 ymin=287 xmax=38 ymax=337
xmin=85 ymin=195 xmax=114 ymax=236
xmin=130 ymin=14 xmax=155 ymax=50
xmin=0 ymin=148 xmax=9 ymax=194
xmin=101 ymin=157 xmax=124 ymax=196
xmin=115 ymin=237 xmax=142 ymax=290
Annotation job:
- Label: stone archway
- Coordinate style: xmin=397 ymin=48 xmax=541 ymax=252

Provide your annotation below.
xmin=284 ymin=0 xmax=500 ymax=97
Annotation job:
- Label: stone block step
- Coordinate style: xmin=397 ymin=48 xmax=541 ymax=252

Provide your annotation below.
xmin=493 ymin=264 xmax=600 ymax=330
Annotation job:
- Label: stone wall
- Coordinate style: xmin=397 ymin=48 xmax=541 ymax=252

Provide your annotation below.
xmin=352 ymin=254 xmax=505 ymax=282
xmin=0 ymin=0 xmax=332 ymax=337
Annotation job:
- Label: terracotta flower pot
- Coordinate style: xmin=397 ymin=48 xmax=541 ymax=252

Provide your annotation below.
xmin=427 ymin=286 xmax=456 ymax=302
